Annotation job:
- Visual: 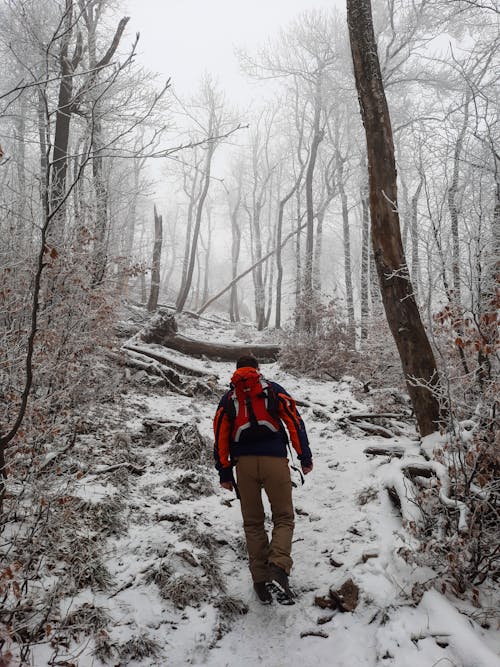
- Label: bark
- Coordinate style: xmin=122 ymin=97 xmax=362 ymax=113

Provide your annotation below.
xmin=275 ymin=167 xmax=305 ymax=328
xmin=400 ymin=168 xmax=410 ymax=252
xmin=410 ymin=175 xmax=423 ymax=298
xmin=312 ymin=150 xmax=336 ymax=295
xmin=360 ymin=185 xmax=370 ymax=339
xmin=337 ymin=154 xmax=355 ymax=332
xmin=119 ymin=156 xmax=143 ymax=295
xmin=448 ymin=91 xmax=471 ymax=306
xmin=294 ymin=189 xmax=303 ymax=327
xmin=347 ymin=0 xmax=442 ymax=436
xmin=147 ymin=205 xmax=163 ymax=312
xmin=264 ymin=233 xmax=275 ymax=328
xmin=14 ymin=110 xmax=26 ymax=227
xmin=50 ymin=1 xmax=83 ymax=223
xmin=312 ymin=210 xmax=325 ymax=293
xmin=178 ymin=162 xmax=201 ymax=303
xmin=91 ymin=111 xmax=109 ymax=284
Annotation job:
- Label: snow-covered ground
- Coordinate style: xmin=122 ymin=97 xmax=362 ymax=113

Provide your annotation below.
xmin=33 ymin=317 xmax=500 ymax=667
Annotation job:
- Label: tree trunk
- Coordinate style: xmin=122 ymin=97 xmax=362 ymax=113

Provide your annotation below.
xmin=177 ymin=165 xmax=201 ymax=306
xmin=275 ymin=163 xmax=306 ymax=328
xmin=50 ymin=1 xmax=83 ymax=229
xmin=337 ymin=157 xmax=355 ymax=332
xmin=14 ymin=110 xmax=26 ymax=230
xmin=448 ymin=91 xmax=471 ymax=307
xmin=294 ymin=188 xmax=303 ymax=328
xmin=139 ymin=312 xmax=280 ymax=361
xmin=161 ymin=208 xmax=179 ymax=299
xmin=360 ymin=184 xmax=370 ymax=339
xmin=313 ymin=211 xmax=324 ymax=293
xmin=147 ymin=206 xmax=163 ymax=312
xmin=119 ymin=157 xmax=142 ymax=295
xmin=301 ymin=79 xmax=323 ymax=332
xmin=202 ymin=212 xmax=213 ymax=305
xmin=410 ymin=175 xmax=423 ymax=299
xmin=229 ymin=190 xmax=242 ymax=323
xmin=176 ymin=144 xmax=215 ymax=312
xmin=275 ymin=196 xmax=285 ymax=329
xmin=347 ymin=0 xmax=442 ymax=437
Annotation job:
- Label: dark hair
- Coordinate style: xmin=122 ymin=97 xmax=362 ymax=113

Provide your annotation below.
xmin=236 ymin=354 xmax=259 ymax=369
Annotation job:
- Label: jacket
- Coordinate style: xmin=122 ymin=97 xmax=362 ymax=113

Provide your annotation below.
xmin=213 ymin=367 xmax=312 ymax=483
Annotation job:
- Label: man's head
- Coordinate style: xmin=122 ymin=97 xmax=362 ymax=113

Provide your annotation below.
xmin=236 ymin=354 xmax=259 ymax=369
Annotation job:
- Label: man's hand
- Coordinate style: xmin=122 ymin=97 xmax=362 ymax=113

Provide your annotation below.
xmin=221 ymin=481 xmax=234 ymax=491
xmin=302 ymin=462 xmax=313 ymax=475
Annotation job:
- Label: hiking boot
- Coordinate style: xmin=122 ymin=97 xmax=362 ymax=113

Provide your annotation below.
xmin=269 ymin=564 xmax=294 ymax=601
xmin=253 ymin=581 xmax=273 ymax=604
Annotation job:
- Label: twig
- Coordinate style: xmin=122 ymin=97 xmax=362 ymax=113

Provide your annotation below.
xmin=92 ymin=462 xmax=145 ymax=475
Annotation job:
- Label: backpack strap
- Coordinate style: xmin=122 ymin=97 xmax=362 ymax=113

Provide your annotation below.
xmin=223 ymin=389 xmax=238 ymax=421
xmin=261 ymin=380 xmax=279 ymax=419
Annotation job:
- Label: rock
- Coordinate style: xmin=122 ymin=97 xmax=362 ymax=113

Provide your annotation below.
xmin=329 ymin=578 xmax=359 ymax=612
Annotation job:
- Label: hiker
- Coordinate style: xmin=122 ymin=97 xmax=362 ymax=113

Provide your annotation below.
xmin=213 ymin=354 xmax=313 ymax=604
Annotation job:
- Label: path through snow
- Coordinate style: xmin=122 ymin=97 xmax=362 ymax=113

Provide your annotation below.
xmin=37 ymin=322 xmax=500 ymax=667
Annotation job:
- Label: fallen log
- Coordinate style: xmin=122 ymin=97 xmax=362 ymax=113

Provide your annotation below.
xmin=349 ymin=419 xmax=394 ymax=438
xmin=364 ymin=445 xmax=405 ymax=458
xmin=139 ymin=310 xmax=280 ymax=362
xmin=152 ymin=334 xmax=280 ymax=362
xmin=123 ymin=342 xmax=216 ymax=378
xmin=381 ymin=458 xmax=470 ymax=534
xmin=348 ymin=412 xmax=411 ymax=420
xmin=119 ymin=348 xmax=191 ymax=395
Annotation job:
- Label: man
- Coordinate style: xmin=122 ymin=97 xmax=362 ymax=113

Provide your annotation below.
xmin=213 ymin=354 xmax=313 ymax=604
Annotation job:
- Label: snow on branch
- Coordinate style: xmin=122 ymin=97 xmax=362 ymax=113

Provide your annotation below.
xmin=380 ymin=457 xmax=470 ymax=534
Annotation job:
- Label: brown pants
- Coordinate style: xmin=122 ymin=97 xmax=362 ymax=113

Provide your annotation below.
xmin=235 ymin=455 xmax=294 ymax=583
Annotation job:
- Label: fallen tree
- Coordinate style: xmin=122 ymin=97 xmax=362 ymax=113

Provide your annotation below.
xmin=137 ymin=310 xmax=280 ymax=362
xmin=197 ymin=221 xmax=308 ymax=317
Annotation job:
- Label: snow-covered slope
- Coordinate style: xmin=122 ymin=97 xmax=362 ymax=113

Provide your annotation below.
xmin=32 ymin=318 xmax=500 ymax=667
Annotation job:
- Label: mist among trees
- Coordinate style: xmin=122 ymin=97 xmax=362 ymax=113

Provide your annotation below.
xmin=0 ymin=0 xmax=498 ymax=663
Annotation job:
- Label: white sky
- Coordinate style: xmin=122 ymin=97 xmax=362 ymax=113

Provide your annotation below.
xmin=125 ymin=0 xmax=344 ymax=101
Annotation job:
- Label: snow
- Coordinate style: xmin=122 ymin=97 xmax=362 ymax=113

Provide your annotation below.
xmin=31 ymin=319 xmax=500 ymax=667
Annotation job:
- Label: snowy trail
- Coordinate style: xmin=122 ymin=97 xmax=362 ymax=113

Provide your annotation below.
xmin=46 ymin=339 xmax=499 ymax=667
xmin=195 ymin=364 xmax=399 ymax=667
xmin=133 ymin=355 xmax=499 ymax=667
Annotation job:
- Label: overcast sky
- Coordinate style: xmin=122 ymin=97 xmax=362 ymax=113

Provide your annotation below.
xmin=125 ymin=0 xmax=344 ymax=101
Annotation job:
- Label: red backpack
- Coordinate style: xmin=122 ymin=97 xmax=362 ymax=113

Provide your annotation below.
xmin=226 ymin=368 xmax=281 ymax=444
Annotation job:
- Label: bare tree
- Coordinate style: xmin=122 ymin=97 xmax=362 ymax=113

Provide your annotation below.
xmin=347 ymin=0 xmax=442 ymax=436
xmin=147 ymin=205 xmax=163 ymax=312
xmin=242 ymin=108 xmax=277 ymax=330
xmin=175 ymin=78 xmax=233 ymax=313
xmin=227 ymin=163 xmax=244 ymax=322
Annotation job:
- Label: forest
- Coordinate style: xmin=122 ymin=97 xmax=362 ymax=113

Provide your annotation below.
xmin=0 ymin=0 xmax=498 ymax=665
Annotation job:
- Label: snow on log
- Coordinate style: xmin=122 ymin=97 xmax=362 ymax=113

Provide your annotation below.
xmin=349 ymin=419 xmax=394 ymax=438
xmin=138 ymin=310 xmax=280 ymax=361
xmin=380 ymin=457 xmax=470 ymax=533
xmin=419 ymin=590 xmax=500 ymax=667
xmin=123 ymin=342 xmax=216 ymax=378
xmin=364 ymin=445 xmax=405 ymax=458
